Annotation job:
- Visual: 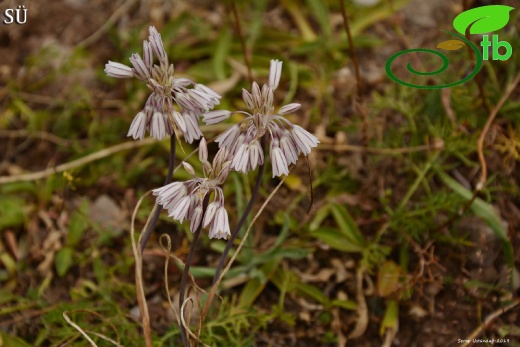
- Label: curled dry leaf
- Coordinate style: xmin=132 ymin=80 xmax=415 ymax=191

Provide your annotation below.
xmin=349 ymin=268 xmax=369 ymax=339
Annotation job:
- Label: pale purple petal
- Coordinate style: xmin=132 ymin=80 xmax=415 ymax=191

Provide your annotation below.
xmin=183 ymin=112 xmax=203 ymax=144
xmin=190 ymin=206 xmax=203 ymax=232
xmin=209 ymin=207 xmax=230 ymax=239
xmin=271 ymin=146 xmax=289 ymax=177
xmin=195 ymin=84 xmax=221 ymax=100
xmin=182 ymin=162 xmax=196 ymax=176
xmin=249 ymin=140 xmax=264 ymax=170
xmin=172 ymin=111 xmax=187 ymax=133
xmin=199 ymin=137 xmax=208 ymax=163
xmin=149 ymin=112 xmax=167 ymax=140
xmin=203 ymin=110 xmax=232 ymax=125
xmin=215 ymin=125 xmax=240 ymax=149
xmin=148 ymin=26 xmax=168 ymax=65
xmin=143 ymin=41 xmax=153 ymax=68
xmin=231 ymin=144 xmax=249 ymax=173
xmin=242 ymin=89 xmax=254 ymax=109
xmin=168 ymin=196 xmax=191 ymax=223
xmin=203 ymin=202 xmax=220 ymax=228
xmin=291 ymin=125 xmax=320 ymax=155
xmin=269 ymin=60 xmax=283 ymax=90
xmin=278 ymin=103 xmax=301 ymax=115
xmin=105 ymin=61 xmax=134 ymax=78
xmin=251 ymin=82 xmax=262 ymax=109
xmin=127 ymin=111 xmax=147 ymax=140
xmin=129 ymin=53 xmax=150 ymax=80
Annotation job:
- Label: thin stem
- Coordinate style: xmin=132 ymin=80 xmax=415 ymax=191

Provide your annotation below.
xmin=179 ymin=195 xmax=210 ymax=347
xmin=140 ymin=134 xmax=176 ymax=252
xmin=231 ymin=0 xmax=253 ymax=84
xmin=212 ymin=136 xmax=266 ymax=286
xmin=339 ymin=0 xmax=361 ymax=98
xmin=339 ymin=0 xmax=367 ymax=146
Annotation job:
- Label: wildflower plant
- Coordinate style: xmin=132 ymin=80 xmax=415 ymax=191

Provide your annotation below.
xmin=105 ymin=26 xmax=221 ymax=143
xmin=106 ymin=26 xmax=319 ymax=347
xmin=202 ymin=60 xmax=320 ymax=177
xmin=105 ymin=26 xmax=222 ymax=252
xmin=152 ymin=138 xmax=232 ymax=239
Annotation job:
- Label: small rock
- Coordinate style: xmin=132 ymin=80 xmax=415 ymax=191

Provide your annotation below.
xmin=89 ymin=195 xmax=126 ymax=237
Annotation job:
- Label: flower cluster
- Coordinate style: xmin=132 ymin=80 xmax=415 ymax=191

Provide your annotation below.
xmin=152 ymin=139 xmax=232 ymax=239
xmin=105 ymin=26 xmax=221 ymax=143
xmin=202 ymin=60 xmax=320 ymax=177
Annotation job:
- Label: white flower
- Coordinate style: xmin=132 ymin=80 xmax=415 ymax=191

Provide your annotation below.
xmin=202 ymin=59 xmax=319 ymax=177
xmin=127 ymin=111 xmax=149 ymax=140
xmin=269 ymin=60 xmax=283 ymax=90
xmin=153 ymin=141 xmax=233 ymax=239
xmin=105 ymin=61 xmax=134 ymax=78
xmin=105 ymin=26 xmax=221 ymax=143
xmin=271 ymin=140 xmax=289 ymax=177
xmin=209 ymin=207 xmax=231 ymax=239
xmin=168 ymin=196 xmax=191 ymax=223
xmin=203 ymin=110 xmax=232 ymax=125
xmin=291 ymin=125 xmax=320 ymax=156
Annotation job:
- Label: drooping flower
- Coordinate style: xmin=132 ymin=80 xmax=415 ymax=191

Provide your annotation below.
xmin=105 ymin=26 xmax=221 ymax=143
xmin=202 ymin=59 xmax=319 ymax=177
xmin=152 ymin=138 xmax=232 ymax=239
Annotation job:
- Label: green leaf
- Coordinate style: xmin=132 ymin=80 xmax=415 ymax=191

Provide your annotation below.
xmin=377 ymin=261 xmax=402 ymax=297
xmin=380 ymin=300 xmax=399 ymax=336
xmin=0 ymin=196 xmax=26 ymax=230
xmin=67 ymin=210 xmax=88 ymax=247
xmin=453 ymin=5 xmax=514 ymax=35
xmin=305 ymin=0 xmax=331 ymax=37
xmin=55 ymin=247 xmax=74 ymax=277
xmin=331 ymin=299 xmax=357 ymax=310
xmin=437 ymin=171 xmax=514 ymax=271
xmin=311 ymin=227 xmax=365 ymax=252
xmin=309 ymin=204 xmax=330 ymax=232
xmin=296 ymin=282 xmax=330 ymax=305
xmin=0 ymin=332 xmax=31 ymax=347
xmin=212 ymin=28 xmax=232 ymax=80
xmin=330 ymin=203 xmax=366 ymax=248
xmin=0 ymin=289 xmax=16 ymax=305
xmin=238 ymin=258 xmax=280 ymax=308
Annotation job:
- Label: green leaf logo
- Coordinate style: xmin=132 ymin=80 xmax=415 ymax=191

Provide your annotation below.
xmin=437 ymin=39 xmax=466 ymax=51
xmin=453 ymin=5 xmax=514 ymax=35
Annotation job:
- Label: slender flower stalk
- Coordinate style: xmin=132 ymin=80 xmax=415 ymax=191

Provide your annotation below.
xmin=152 ymin=140 xmax=233 ymax=347
xmin=202 ymin=59 xmax=320 ymax=177
xmin=178 ymin=195 xmax=209 ymax=347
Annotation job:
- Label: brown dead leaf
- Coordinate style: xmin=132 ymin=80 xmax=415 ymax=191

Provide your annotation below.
xmin=37 ymin=211 xmax=63 ymax=275
xmin=295 ymin=268 xmax=336 ymax=282
xmin=3 ymin=230 xmax=19 ymax=260
xmin=332 ymin=307 xmax=347 ymax=347
xmin=331 ymin=258 xmax=352 ymax=283
xmin=349 ymin=268 xmax=369 ymax=339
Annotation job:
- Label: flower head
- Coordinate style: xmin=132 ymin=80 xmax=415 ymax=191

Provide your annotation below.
xmin=105 ymin=26 xmax=221 ymax=143
xmin=152 ymin=139 xmax=232 ymax=239
xmin=202 ymin=60 xmax=319 ymax=177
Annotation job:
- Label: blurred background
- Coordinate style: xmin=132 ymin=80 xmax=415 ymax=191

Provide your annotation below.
xmin=0 ymin=0 xmax=519 ymax=346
